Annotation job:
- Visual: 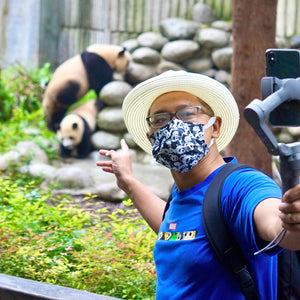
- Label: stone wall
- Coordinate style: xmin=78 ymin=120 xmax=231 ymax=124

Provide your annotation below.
xmin=92 ymin=8 xmax=300 ymax=154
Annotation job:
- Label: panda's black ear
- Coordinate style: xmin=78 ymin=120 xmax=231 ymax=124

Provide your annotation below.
xmin=72 ymin=122 xmax=78 ymax=130
xmin=118 ymin=47 xmax=126 ymax=57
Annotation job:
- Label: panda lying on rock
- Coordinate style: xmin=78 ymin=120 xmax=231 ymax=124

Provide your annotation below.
xmin=56 ymin=99 xmax=103 ymax=158
xmin=42 ymin=44 xmax=130 ymax=132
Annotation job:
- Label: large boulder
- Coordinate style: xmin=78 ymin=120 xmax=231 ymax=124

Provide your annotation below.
xmin=137 ymin=32 xmax=168 ymax=50
xmin=100 ymin=81 xmax=132 ymax=107
xmin=97 ymin=107 xmax=127 ymax=133
xmin=160 ymin=18 xmax=201 ymax=40
xmin=161 ymin=40 xmax=200 ymax=63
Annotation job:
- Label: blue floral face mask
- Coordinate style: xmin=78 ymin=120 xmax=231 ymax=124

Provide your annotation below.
xmin=149 ymin=118 xmax=215 ymax=173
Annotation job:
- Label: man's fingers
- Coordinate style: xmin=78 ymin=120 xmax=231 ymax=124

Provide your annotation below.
xmin=101 ymin=167 xmax=114 ymax=173
xmin=279 ymin=201 xmax=300 ymax=213
xmin=96 ymin=161 xmax=114 ymax=173
xmin=96 ymin=161 xmax=111 ymax=167
xmin=120 ymin=139 xmax=129 ymax=152
xmin=282 ymin=184 xmax=300 ymax=203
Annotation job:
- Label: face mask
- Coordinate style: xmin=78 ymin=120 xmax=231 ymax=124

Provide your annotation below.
xmin=149 ymin=117 xmax=215 ymax=173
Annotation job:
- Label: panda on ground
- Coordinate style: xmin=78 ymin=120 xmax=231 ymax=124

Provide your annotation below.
xmin=42 ymin=44 xmax=130 ymax=132
xmin=56 ymin=99 xmax=103 ymax=158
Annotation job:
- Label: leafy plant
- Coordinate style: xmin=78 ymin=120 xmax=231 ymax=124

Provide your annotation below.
xmin=0 ymin=78 xmax=15 ymax=121
xmin=0 ymin=63 xmax=58 ymax=159
xmin=0 ymin=177 xmax=157 ymax=299
xmin=0 ymin=63 xmax=51 ymax=122
xmin=0 ymin=107 xmax=59 ymax=159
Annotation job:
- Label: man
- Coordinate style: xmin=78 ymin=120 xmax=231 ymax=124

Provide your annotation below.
xmin=97 ymin=71 xmax=300 ymax=299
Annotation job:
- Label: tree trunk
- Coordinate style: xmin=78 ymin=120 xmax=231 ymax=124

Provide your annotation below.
xmin=226 ymin=0 xmax=277 ymax=177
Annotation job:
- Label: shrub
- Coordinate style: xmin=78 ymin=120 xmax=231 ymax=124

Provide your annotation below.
xmin=0 ymin=107 xmax=59 ymax=159
xmin=0 ymin=177 xmax=157 ymax=299
xmin=0 ymin=63 xmax=51 ymax=122
xmin=0 ymin=63 xmax=58 ymax=159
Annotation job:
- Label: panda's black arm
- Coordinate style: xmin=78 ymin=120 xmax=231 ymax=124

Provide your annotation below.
xmin=59 ymin=145 xmax=72 ymax=158
xmin=56 ymin=81 xmax=80 ymax=106
xmin=76 ymin=119 xmax=93 ymax=158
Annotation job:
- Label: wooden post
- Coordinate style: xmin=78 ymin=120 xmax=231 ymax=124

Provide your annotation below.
xmin=39 ymin=0 xmax=65 ymax=69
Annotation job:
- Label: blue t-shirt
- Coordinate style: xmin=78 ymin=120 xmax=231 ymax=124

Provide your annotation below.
xmin=153 ymin=158 xmax=282 ymax=299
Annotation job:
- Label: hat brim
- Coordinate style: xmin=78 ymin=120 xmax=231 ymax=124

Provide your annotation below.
xmin=122 ymin=71 xmax=239 ymax=154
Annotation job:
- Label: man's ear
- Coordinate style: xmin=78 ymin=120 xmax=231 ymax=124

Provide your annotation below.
xmin=212 ymin=117 xmax=222 ymax=138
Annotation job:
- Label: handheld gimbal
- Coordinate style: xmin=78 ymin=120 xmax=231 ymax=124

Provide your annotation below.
xmin=244 ymin=77 xmax=300 ymax=193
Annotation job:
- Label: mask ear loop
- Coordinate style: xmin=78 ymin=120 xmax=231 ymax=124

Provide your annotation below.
xmin=204 ymin=117 xmax=216 ymax=129
xmin=204 ymin=117 xmax=216 ymax=147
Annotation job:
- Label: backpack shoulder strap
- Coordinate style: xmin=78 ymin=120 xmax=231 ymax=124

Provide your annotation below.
xmin=202 ymin=163 xmax=259 ymax=300
xmin=162 ymin=183 xmax=175 ymax=221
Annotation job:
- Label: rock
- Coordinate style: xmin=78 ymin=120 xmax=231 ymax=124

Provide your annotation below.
xmin=54 ymin=157 xmax=173 ymax=201
xmin=52 ymin=166 xmax=94 ymax=189
xmin=23 ymin=127 xmax=41 ymax=135
xmin=196 ymin=28 xmax=230 ymax=49
xmin=183 ymin=56 xmax=213 ymax=73
xmin=131 ymin=163 xmax=173 ymax=200
xmin=290 ymin=34 xmax=300 ymax=48
xmin=91 ymin=131 xmax=121 ymax=150
xmin=156 ymin=59 xmax=185 ymax=73
xmin=132 ymin=47 xmax=161 ymax=65
xmin=89 ymin=150 xmax=102 ymax=162
xmin=19 ymin=163 xmax=57 ymax=179
xmin=97 ymin=107 xmax=127 ymax=133
xmin=0 ymin=141 xmax=48 ymax=170
xmin=212 ymin=20 xmax=232 ymax=32
xmin=160 ymin=18 xmax=200 ymax=40
xmin=122 ymin=39 xmax=139 ymax=53
xmin=202 ymin=68 xmax=217 ymax=78
xmin=214 ymin=70 xmax=231 ymax=85
xmin=123 ymin=132 xmax=138 ymax=149
xmin=100 ymin=81 xmax=132 ymax=106
xmin=125 ymin=62 xmax=158 ymax=84
xmin=192 ymin=2 xmax=216 ymax=24
xmin=161 ymin=40 xmax=200 ymax=63
xmin=276 ymin=36 xmax=291 ymax=49
xmin=0 ymin=151 xmax=20 ymax=170
xmin=94 ymin=182 xmax=126 ymax=202
xmin=137 ymin=32 xmax=168 ymax=50
xmin=287 ymin=127 xmax=300 ymax=138
xmin=16 ymin=141 xmax=49 ymax=164
xmin=212 ymin=47 xmax=233 ymax=70
xmin=277 ymin=131 xmax=294 ymax=144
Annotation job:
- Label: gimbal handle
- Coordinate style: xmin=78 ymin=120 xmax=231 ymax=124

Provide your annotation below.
xmin=244 ymin=78 xmax=300 ymax=192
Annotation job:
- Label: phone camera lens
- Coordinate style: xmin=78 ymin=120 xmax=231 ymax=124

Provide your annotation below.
xmin=269 ymin=53 xmax=275 ymax=65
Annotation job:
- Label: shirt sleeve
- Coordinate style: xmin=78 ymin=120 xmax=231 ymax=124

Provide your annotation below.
xmin=221 ymin=167 xmax=282 ymax=256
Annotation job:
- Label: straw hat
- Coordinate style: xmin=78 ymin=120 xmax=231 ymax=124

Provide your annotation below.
xmin=122 ymin=70 xmax=239 ymax=154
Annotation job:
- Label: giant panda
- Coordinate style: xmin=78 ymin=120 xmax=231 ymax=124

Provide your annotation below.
xmin=43 ymin=44 xmax=130 ymax=132
xmin=56 ymin=98 xmax=104 ymax=158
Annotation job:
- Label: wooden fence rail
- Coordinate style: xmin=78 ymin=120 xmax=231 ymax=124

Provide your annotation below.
xmin=0 ymin=273 xmax=120 ymax=300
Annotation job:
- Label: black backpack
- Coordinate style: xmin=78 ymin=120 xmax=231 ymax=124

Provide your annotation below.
xmin=162 ymin=163 xmax=300 ymax=300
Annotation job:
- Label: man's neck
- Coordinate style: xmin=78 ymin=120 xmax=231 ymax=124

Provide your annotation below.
xmin=171 ymin=149 xmax=225 ymax=191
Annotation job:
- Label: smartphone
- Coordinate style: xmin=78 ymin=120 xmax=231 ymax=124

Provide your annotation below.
xmin=266 ymin=48 xmax=300 ymax=79
xmin=265 ymin=49 xmax=300 ymax=127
